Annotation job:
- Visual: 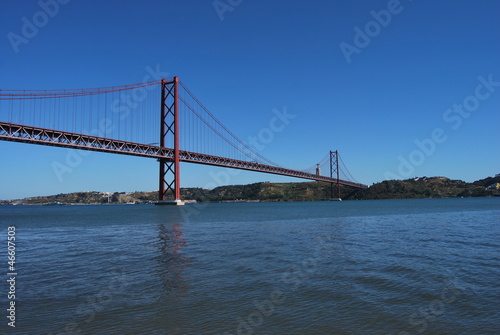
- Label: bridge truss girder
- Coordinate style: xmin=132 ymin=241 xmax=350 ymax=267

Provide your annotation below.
xmin=0 ymin=121 xmax=367 ymax=190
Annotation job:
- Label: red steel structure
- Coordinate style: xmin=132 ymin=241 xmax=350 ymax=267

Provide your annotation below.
xmin=0 ymin=121 xmax=366 ymax=186
xmin=0 ymin=78 xmax=367 ymax=203
xmin=330 ymin=150 xmax=340 ymax=199
xmin=159 ymin=77 xmax=181 ymax=203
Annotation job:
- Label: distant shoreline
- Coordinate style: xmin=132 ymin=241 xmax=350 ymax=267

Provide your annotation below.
xmin=2 ymin=175 xmax=499 ymax=205
xmin=1 ymin=196 xmax=499 ymax=207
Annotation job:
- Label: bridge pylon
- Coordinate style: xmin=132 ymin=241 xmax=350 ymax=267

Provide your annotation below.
xmin=156 ymin=77 xmax=184 ymax=205
xmin=329 ymin=150 xmax=342 ymax=201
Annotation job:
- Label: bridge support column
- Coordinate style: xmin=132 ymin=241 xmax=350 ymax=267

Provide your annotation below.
xmin=330 ymin=150 xmax=342 ymax=201
xmin=156 ymin=77 xmax=184 ymax=206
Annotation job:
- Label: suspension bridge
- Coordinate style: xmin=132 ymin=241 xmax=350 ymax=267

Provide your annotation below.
xmin=0 ymin=77 xmax=366 ymax=204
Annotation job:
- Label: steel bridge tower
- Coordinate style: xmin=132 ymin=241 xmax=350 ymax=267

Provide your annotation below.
xmin=330 ymin=150 xmax=342 ymax=201
xmin=157 ymin=77 xmax=184 ymax=205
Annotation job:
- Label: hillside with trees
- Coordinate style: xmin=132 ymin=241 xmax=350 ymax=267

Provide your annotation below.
xmin=2 ymin=175 xmax=499 ymax=205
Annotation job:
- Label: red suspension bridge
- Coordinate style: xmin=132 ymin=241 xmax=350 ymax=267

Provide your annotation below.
xmin=0 ymin=77 xmax=366 ymax=204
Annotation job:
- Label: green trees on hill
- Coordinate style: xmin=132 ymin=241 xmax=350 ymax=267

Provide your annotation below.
xmin=5 ymin=175 xmax=499 ymax=205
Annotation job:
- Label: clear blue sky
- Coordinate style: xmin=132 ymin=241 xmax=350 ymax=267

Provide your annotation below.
xmin=1 ymin=0 xmax=499 ymax=199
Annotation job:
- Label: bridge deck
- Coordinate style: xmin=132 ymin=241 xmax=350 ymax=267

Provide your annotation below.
xmin=0 ymin=121 xmax=367 ymax=189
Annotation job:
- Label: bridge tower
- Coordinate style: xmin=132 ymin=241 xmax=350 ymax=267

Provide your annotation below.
xmin=157 ymin=77 xmax=184 ymax=205
xmin=330 ymin=150 xmax=342 ymax=201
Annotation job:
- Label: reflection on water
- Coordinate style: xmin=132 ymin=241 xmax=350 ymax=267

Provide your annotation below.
xmin=1 ymin=198 xmax=498 ymax=334
xmin=156 ymin=222 xmax=191 ymax=300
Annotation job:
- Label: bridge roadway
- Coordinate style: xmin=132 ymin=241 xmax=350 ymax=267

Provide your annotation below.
xmin=0 ymin=121 xmax=367 ymax=189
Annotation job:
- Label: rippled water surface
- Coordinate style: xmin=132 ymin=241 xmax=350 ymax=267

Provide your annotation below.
xmin=1 ymin=198 xmax=499 ymax=334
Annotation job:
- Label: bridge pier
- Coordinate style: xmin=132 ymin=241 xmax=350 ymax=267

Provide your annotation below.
xmin=156 ymin=199 xmax=185 ymax=206
xmin=156 ymin=77 xmax=184 ymax=206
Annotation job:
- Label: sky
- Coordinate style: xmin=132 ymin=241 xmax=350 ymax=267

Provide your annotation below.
xmin=0 ymin=0 xmax=499 ymax=200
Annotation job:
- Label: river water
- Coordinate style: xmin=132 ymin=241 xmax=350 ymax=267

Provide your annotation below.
xmin=0 ymin=197 xmax=499 ymax=334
